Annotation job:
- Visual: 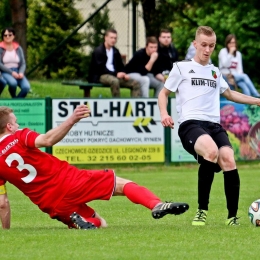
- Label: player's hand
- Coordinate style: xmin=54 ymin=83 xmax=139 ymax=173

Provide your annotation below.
xmin=161 ymin=114 xmax=174 ymax=129
xmin=73 ymin=104 xmax=91 ymax=122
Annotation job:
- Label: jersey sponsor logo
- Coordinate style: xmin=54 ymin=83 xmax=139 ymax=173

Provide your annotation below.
xmin=191 ymin=78 xmax=216 ymax=88
xmin=189 ymin=70 xmax=195 ymax=73
xmin=212 ymin=70 xmax=217 ymax=79
xmin=0 ymin=139 xmax=19 ymax=156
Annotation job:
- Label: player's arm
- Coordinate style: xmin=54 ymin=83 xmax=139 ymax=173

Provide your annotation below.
xmin=158 ymin=63 xmax=182 ymax=129
xmin=158 ymin=87 xmax=174 ymax=128
xmin=35 ymin=104 xmax=91 ymax=148
xmin=0 ymin=185 xmax=10 ymax=229
xmin=222 ymin=88 xmax=260 ymax=106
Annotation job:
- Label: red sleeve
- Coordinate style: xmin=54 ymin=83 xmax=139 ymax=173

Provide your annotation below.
xmin=16 ymin=128 xmax=40 ymax=148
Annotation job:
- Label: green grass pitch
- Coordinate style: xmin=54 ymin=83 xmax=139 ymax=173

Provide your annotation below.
xmin=1 ymin=162 xmax=260 ymax=260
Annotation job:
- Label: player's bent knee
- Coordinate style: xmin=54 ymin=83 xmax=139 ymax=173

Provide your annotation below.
xmin=114 ymin=177 xmax=132 ymax=195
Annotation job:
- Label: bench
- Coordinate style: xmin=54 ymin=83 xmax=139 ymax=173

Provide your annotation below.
xmin=62 ymin=80 xmax=109 ymax=97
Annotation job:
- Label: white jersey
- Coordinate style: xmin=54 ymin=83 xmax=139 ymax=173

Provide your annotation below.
xmin=165 ymin=59 xmax=229 ymax=124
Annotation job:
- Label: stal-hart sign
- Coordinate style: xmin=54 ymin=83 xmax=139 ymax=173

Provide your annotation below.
xmin=52 ymin=99 xmax=165 ymax=164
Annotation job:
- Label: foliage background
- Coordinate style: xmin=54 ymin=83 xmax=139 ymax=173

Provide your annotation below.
xmin=0 ymin=0 xmax=260 ymax=85
xmin=170 ymin=0 xmax=260 ymax=85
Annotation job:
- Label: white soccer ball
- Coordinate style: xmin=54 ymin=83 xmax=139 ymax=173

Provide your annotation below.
xmin=248 ymin=199 xmax=260 ymax=226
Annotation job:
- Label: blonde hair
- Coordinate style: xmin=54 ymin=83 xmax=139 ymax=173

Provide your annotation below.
xmin=195 ymin=26 xmax=216 ymax=39
xmin=0 ymin=106 xmax=13 ymax=134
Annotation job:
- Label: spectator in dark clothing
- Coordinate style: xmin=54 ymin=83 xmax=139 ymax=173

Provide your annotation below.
xmin=125 ymin=37 xmax=164 ymax=98
xmin=87 ymin=29 xmax=141 ymax=98
xmin=158 ymin=29 xmax=178 ymax=79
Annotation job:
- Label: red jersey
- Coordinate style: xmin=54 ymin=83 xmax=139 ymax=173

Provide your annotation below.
xmin=0 ymin=128 xmax=80 ymax=213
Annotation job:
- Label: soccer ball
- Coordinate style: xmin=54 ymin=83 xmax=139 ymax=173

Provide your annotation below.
xmin=248 ymin=199 xmax=260 ymax=226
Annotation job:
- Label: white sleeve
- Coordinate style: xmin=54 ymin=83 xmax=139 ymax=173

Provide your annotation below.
xmin=219 ymin=73 xmax=230 ymax=94
xmin=218 ymin=48 xmax=233 ymax=69
xmin=164 ymin=63 xmax=183 ymax=92
xmin=237 ymin=51 xmax=243 ymax=74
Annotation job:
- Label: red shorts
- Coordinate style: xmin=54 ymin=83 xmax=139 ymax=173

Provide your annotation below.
xmin=50 ymin=169 xmax=115 ymax=225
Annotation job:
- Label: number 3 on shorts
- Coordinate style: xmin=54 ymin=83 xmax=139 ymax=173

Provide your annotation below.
xmin=5 ymin=153 xmax=37 ymax=183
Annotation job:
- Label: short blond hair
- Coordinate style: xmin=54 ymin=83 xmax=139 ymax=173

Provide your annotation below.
xmin=0 ymin=106 xmax=13 ymax=134
xmin=195 ymin=26 xmax=216 ymax=39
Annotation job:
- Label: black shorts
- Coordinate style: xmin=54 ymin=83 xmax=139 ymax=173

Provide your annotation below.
xmin=178 ymin=120 xmax=232 ymax=163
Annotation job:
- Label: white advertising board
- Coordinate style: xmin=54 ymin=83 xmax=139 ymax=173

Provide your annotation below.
xmin=52 ymin=99 xmax=165 ymax=164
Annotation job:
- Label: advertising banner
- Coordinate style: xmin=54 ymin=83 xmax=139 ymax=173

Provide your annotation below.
xmin=220 ymin=100 xmax=260 ymax=160
xmin=52 ymin=99 xmax=165 ymax=164
xmin=170 ymin=98 xmax=260 ymax=162
xmin=0 ymin=99 xmax=46 ymax=152
xmin=0 ymin=99 xmax=46 ymax=133
xmin=170 ymin=99 xmax=196 ymax=162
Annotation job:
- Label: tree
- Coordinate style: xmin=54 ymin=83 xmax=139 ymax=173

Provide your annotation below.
xmin=0 ymin=0 xmax=12 ymax=29
xmin=125 ymin=0 xmax=176 ymax=37
xmin=168 ymin=0 xmax=260 ymax=83
xmin=27 ymin=0 xmax=86 ymax=79
xmin=83 ymin=3 xmax=114 ymax=52
xmin=10 ymin=0 xmax=27 ymax=58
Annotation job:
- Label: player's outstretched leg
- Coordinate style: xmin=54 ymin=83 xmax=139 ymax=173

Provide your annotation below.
xmin=115 ymin=178 xmax=189 ymax=219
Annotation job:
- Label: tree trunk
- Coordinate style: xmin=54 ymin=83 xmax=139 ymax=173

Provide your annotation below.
xmin=140 ymin=0 xmax=157 ymax=37
xmin=9 ymin=0 xmax=27 ymax=59
xmin=140 ymin=0 xmax=175 ymax=37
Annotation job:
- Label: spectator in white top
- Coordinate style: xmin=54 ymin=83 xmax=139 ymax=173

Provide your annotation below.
xmin=218 ymin=34 xmax=260 ymax=97
xmin=185 ymin=42 xmax=196 ymax=60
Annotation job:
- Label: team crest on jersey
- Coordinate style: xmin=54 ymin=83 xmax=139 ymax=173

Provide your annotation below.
xmin=212 ymin=70 xmax=217 ymax=79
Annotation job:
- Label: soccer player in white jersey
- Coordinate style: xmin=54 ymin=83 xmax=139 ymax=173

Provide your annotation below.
xmin=158 ymin=26 xmax=260 ymax=226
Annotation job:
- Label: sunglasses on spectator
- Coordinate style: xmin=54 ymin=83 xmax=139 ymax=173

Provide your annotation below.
xmin=4 ymin=34 xmax=13 ymax=37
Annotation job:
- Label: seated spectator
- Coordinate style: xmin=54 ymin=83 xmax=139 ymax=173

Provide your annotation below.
xmin=218 ymin=34 xmax=260 ymax=97
xmin=0 ymin=72 xmax=6 ymax=96
xmin=125 ymin=37 xmax=164 ymax=98
xmin=88 ymin=29 xmax=143 ymax=98
xmin=157 ymin=29 xmax=178 ymax=79
xmin=185 ymin=42 xmax=196 ymax=60
xmin=0 ymin=27 xmax=30 ymax=98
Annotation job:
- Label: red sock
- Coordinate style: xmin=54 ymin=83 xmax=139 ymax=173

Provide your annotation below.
xmin=123 ymin=182 xmax=161 ymax=210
